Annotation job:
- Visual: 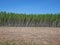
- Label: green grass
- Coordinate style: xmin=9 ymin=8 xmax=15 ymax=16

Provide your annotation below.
xmin=0 ymin=11 xmax=60 ymax=26
xmin=0 ymin=40 xmax=53 ymax=45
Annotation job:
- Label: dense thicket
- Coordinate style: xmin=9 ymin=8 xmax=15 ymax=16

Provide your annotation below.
xmin=0 ymin=11 xmax=60 ymax=27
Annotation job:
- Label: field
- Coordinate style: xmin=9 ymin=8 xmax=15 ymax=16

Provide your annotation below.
xmin=0 ymin=27 xmax=60 ymax=45
xmin=0 ymin=11 xmax=60 ymax=45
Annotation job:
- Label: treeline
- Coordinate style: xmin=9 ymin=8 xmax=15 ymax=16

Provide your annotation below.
xmin=0 ymin=11 xmax=60 ymax=27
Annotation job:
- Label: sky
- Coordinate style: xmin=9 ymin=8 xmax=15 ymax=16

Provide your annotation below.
xmin=0 ymin=0 xmax=60 ymax=14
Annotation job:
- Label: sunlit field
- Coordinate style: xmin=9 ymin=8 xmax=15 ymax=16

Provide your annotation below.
xmin=0 ymin=11 xmax=60 ymax=45
xmin=0 ymin=27 xmax=60 ymax=45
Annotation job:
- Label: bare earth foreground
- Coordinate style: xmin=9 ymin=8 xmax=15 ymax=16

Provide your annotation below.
xmin=0 ymin=27 xmax=60 ymax=45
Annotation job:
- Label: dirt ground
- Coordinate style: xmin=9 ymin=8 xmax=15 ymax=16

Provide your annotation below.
xmin=0 ymin=27 xmax=60 ymax=45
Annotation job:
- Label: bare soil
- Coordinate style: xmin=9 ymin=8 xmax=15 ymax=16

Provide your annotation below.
xmin=0 ymin=27 xmax=60 ymax=45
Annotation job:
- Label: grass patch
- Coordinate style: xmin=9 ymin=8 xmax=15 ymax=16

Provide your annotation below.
xmin=0 ymin=11 xmax=60 ymax=27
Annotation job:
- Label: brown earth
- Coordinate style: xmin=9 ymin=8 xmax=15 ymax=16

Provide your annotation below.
xmin=0 ymin=27 xmax=60 ymax=45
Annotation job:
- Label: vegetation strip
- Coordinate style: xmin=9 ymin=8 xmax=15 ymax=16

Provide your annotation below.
xmin=0 ymin=11 xmax=60 ymax=27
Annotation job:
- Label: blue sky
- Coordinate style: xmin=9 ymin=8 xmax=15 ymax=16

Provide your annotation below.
xmin=0 ymin=0 xmax=60 ymax=14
